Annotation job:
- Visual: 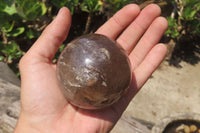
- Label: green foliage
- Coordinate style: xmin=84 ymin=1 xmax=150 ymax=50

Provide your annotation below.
xmin=15 ymin=0 xmax=47 ymax=20
xmin=7 ymin=27 xmax=25 ymax=37
xmin=182 ymin=0 xmax=200 ymax=7
xmin=165 ymin=0 xmax=200 ymax=38
xmin=182 ymin=6 xmax=197 ymax=20
xmin=1 ymin=2 xmax=17 ymax=15
xmin=106 ymin=0 xmax=130 ymax=13
xmin=0 ymin=0 xmax=16 ymax=31
xmin=165 ymin=17 xmax=180 ymax=38
xmin=182 ymin=0 xmax=200 ymax=20
xmin=181 ymin=0 xmax=200 ymax=35
xmin=51 ymin=0 xmax=79 ymax=14
xmin=2 ymin=0 xmax=199 ymax=75
xmin=81 ymin=0 xmax=103 ymax=13
xmin=0 ymin=41 xmax=23 ymax=63
xmin=0 ymin=0 xmax=48 ymax=73
xmin=25 ymin=29 xmax=40 ymax=39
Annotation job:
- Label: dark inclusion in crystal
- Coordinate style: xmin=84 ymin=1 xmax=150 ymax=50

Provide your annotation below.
xmin=57 ymin=34 xmax=132 ymax=109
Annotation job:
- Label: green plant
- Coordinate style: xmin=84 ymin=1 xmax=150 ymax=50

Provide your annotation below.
xmin=0 ymin=0 xmax=48 ymax=75
xmin=15 ymin=0 xmax=47 ymax=20
xmin=165 ymin=17 xmax=180 ymax=38
xmin=164 ymin=0 xmax=200 ymax=65
xmin=182 ymin=0 xmax=200 ymax=33
xmin=106 ymin=0 xmax=130 ymax=13
xmin=0 ymin=0 xmax=48 ymax=43
xmin=0 ymin=41 xmax=23 ymax=63
xmin=81 ymin=0 xmax=103 ymax=34
xmin=51 ymin=0 xmax=79 ymax=15
xmin=166 ymin=0 xmax=200 ymax=38
xmin=81 ymin=0 xmax=103 ymax=13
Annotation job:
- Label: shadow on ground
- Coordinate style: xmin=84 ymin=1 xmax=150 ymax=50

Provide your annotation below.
xmin=167 ymin=35 xmax=200 ymax=67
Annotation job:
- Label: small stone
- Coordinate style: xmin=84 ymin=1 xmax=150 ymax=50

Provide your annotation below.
xmin=183 ymin=125 xmax=190 ymax=133
xmin=190 ymin=125 xmax=197 ymax=132
xmin=176 ymin=124 xmax=185 ymax=132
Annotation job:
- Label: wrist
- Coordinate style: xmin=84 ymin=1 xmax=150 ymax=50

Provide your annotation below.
xmin=14 ymin=120 xmax=39 ymax=133
xmin=14 ymin=111 xmax=60 ymax=133
xmin=14 ymin=114 xmax=40 ymax=133
xmin=14 ymin=112 xmax=49 ymax=133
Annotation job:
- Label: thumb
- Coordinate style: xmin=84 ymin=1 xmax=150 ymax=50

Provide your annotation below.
xmin=25 ymin=7 xmax=71 ymax=63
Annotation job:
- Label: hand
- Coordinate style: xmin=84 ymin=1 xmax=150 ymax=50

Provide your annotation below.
xmin=15 ymin=4 xmax=168 ymax=133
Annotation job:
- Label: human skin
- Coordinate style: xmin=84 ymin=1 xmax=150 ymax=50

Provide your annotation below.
xmin=15 ymin=4 xmax=168 ymax=133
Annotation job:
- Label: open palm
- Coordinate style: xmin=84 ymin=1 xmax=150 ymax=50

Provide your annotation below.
xmin=15 ymin=4 xmax=168 ymax=133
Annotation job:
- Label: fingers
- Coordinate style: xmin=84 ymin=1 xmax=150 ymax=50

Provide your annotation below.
xmin=27 ymin=7 xmax=71 ymax=62
xmin=117 ymin=4 xmax=161 ymax=53
xmin=110 ymin=44 xmax=167 ymax=115
xmin=96 ymin=4 xmax=140 ymax=39
xmin=134 ymin=44 xmax=167 ymax=89
xmin=129 ymin=17 xmax=168 ymax=69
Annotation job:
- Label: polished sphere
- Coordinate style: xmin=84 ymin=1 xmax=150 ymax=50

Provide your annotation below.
xmin=57 ymin=34 xmax=132 ymax=109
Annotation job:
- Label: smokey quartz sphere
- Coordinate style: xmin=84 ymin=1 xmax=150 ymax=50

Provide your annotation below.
xmin=57 ymin=34 xmax=132 ymax=109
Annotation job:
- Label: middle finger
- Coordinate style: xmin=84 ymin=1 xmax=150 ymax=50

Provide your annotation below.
xmin=116 ymin=4 xmax=161 ymax=54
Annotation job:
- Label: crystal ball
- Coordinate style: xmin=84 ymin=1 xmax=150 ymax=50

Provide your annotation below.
xmin=57 ymin=34 xmax=132 ymax=109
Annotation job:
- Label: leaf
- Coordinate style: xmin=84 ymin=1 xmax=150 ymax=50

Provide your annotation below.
xmin=6 ymin=27 xmax=25 ymax=37
xmin=195 ymin=2 xmax=200 ymax=10
xmin=171 ymin=30 xmax=180 ymax=38
xmin=4 ymin=21 xmax=15 ymax=32
xmin=81 ymin=0 xmax=103 ymax=13
xmin=167 ymin=17 xmax=178 ymax=28
xmin=81 ymin=5 xmax=90 ymax=13
xmin=59 ymin=44 xmax=65 ymax=52
xmin=16 ymin=0 xmax=47 ymax=20
xmin=183 ymin=7 xmax=197 ymax=20
xmin=1 ymin=41 xmax=22 ymax=59
xmin=25 ymin=28 xmax=40 ymax=39
xmin=165 ymin=17 xmax=180 ymax=38
xmin=3 ymin=4 xmax=17 ymax=15
xmin=40 ymin=2 xmax=47 ymax=16
xmin=26 ymin=29 xmax=35 ymax=39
